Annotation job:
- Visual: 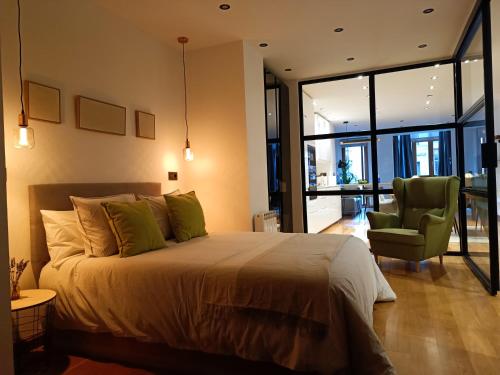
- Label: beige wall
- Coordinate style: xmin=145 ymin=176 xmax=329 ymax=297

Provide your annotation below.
xmin=1 ymin=0 xmax=186 ymax=287
xmin=185 ymin=41 xmax=266 ymax=232
xmin=0 ymin=40 xmax=14 ymax=375
xmin=286 ymin=79 xmax=304 ymax=233
xmin=243 ymin=42 xmax=269 ymax=223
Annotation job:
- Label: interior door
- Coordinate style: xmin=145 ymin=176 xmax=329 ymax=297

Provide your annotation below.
xmin=458 ymin=9 xmax=499 ymax=294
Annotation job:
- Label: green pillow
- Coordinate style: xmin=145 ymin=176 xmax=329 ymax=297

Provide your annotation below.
xmin=164 ymin=191 xmax=207 ymax=242
xmin=101 ymin=200 xmax=166 ymax=257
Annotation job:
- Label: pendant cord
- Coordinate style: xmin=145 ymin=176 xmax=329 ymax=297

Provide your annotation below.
xmin=18 ymin=0 xmax=24 ymax=115
xmin=182 ymin=42 xmax=188 ymax=142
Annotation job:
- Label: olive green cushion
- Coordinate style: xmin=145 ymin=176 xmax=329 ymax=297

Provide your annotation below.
xmin=101 ymin=201 xmax=166 ymax=257
xmin=402 ymin=207 xmax=444 ymax=230
xmin=367 ymin=228 xmax=425 ymax=246
xmin=164 ymin=191 xmax=207 ymax=242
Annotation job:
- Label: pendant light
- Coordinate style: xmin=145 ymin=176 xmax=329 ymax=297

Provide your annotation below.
xmin=178 ymin=36 xmax=193 ymax=161
xmin=14 ymin=0 xmax=34 ymax=149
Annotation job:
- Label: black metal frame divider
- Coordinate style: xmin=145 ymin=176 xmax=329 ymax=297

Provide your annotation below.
xmin=297 ymin=0 xmax=499 ymax=294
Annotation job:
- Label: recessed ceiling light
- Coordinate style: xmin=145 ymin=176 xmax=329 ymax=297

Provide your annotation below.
xmin=430 ymin=85 xmax=435 ymax=90
xmin=464 ymin=59 xmax=470 ymax=64
xmin=259 ymin=43 xmax=268 ymax=48
xmin=346 ymin=57 xmax=355 ymax=61
xmin=423 ymin=8 xmax=434 ymax=14
xmin=425 ymin=107 xmax=430 ymax=110
xmin=284 ymin=68 xmax=292 ymax=71
xmin=334 ymin=27 xmax=344 ymax=32
xmin=426 ymin=100 xmax=431 ymax=105
xmin=473 ymin=59 xmax=479 ymax=63
xmin=219 ymin=3 xmax=231 ymax=10
xmin=357 ymin=75 xmax=364 ymax=80
xmin=362 ymin=85 xmax=368 ymax=90
xmin=431 ymin=76 xmax=438 ymax=80
xmin=418 ymin=44 xmax=428 ymax=49
xmin=313 ymin=100 xmax=317 ymax=106
xmin=434 ymin=63 xmax=440 ymax=68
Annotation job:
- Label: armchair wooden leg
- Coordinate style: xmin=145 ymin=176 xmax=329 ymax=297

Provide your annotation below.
xmin=439 ymin=255 xmax=443 ymax=265
xmin=415 ymin=261 xmax=420 ymax=273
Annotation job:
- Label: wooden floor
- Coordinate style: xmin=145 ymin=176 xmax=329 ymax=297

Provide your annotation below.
xmin=374 ymin=256 xmax=500 ymax=374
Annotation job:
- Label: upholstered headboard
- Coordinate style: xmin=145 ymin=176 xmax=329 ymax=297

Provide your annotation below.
xmin=29 ymin=182 xmax=161 ymax=285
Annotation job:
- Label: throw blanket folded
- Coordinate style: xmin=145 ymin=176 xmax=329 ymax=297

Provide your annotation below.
xmin=201 ymin=233 xmax=351 ymax=326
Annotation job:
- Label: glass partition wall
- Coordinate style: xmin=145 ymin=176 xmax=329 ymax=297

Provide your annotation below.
xmin=456 ymin=3 xmax=499 ymax=294
xmin=299 ymin=1 xmax=498 ymax=293
xmin=300 ymin=63 xmax=458 ymax=248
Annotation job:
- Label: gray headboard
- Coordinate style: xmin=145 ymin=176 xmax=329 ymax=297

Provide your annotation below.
xmin=29 ymin=182 xmax=161 ymax=285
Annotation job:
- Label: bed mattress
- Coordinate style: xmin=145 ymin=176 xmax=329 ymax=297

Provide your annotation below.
xmin=40 ymin=232 xmax=396 ymax=374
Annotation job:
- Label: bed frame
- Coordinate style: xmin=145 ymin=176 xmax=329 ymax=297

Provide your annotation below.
xmin=28 ymin=182 xmax=299 ymax=374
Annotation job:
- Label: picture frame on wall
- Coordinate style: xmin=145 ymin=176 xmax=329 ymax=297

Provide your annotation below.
xmin=135 ymin=111 xmax=155 ymax=140
xmin=76 ymin=95 xmax=126 ymax=136
xmin=25 ymin=80 xmax=61 ymax=124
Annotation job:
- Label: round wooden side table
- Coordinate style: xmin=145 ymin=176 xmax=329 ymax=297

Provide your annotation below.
xmin=11 ymin=289 xmax=57 ymax=368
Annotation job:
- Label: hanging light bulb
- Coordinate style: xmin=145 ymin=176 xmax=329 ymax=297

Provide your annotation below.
xmin=14 ymin=0 xmax=34 ymax=149
xmin=178 ymin=36 xmax=193 ymax=161
xmin=183 ymin=139 xmax=194 ymax=161
xmin=14 ymin=113 xmax=34 ymax=149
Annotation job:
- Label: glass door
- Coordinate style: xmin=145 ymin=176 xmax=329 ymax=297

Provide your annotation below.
xmin=457 ymin=9 xmax=499 ymax=294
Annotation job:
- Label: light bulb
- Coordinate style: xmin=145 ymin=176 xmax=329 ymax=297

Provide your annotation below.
xmin=183 ymin=139 xmax=194 ymax=161
xmin=14 ymin=113 xmax=34 ymax=149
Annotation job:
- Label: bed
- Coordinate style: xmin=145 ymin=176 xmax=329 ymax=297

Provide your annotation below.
xmin=29 ymin=182 xmax=396 ymax=374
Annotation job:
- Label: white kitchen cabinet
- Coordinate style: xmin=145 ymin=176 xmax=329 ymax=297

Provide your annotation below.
xmin=306 ymin=195 xmax=342 ymax=233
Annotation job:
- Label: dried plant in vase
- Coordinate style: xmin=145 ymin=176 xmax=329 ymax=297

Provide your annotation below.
xmin=10 ymin=258 xmax=29 ymax=300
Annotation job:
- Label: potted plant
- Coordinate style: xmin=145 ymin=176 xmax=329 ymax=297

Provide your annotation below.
xmin=337 ymin=160 xmax=355 ymax=185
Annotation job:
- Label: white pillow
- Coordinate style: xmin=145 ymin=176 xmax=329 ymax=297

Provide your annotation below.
xmin=41 ymin=210 xmax=84 ymax=267
xmin=70 ymin=193 xmax=136 ymax=257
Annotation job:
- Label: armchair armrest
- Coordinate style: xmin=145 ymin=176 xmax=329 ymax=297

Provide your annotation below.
xmin=418 ymin=213 xmax=446 ymax=235
xmin=367 ymin=211 xmax=400 ymax=229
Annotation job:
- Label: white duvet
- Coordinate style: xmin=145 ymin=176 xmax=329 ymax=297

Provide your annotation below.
xmin=40 ymin=232 xmax=396 ymax=374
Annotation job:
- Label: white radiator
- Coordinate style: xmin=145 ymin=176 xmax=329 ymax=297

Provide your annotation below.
xmin=254 ymin=211 xmax=279 ymax=232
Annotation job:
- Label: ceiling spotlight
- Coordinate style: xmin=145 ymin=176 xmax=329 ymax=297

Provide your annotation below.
xmin=357 ymin=75 xmax=364 ymax=80
xmin=464 ymin=59 xmax=470 ymax=64
xmin=259 ymin=43 xmax=268 ymax=48
xmin=431 ymin=76 xmax=438 ymax=80
xmin=362 ymin=85 xmax=368 ymax=90
xmin=418 ymin=44 xmax=428 ymax=49
xmin=284 ymin=68 xmax=292 ymax=71
xmin=346 ymin=57 xmax=355 ymax=61
xmin=334 ymin=27 xmax=344 ymax=32
xmin=423 ymin=8 xmax=434 ymax=14
xmin=426 ymin=100 xmax=431 ymax=105
xmin=219 ymin=3 xmax=231 ymax=10
xmin=425 ymin=107 xmax=430 ymax=110
xmin=434 ymin=63 xmax=440 ymax=68
xmin=473 ymin=59 xmax=478 ymax=63
xmin=430 ymin=85 xmax=435 ymax=90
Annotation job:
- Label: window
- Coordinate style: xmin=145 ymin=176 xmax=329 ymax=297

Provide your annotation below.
xmin=342 ymin=144 xmax=368 ymax=181
xmin=413 ymin=137 xmax=439 ymax=176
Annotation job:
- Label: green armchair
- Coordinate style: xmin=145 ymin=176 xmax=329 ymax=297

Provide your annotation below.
xmin=367 ymin=176 xmax=460 ymax=272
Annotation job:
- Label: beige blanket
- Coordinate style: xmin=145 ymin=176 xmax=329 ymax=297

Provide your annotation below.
xmin=202 ymin=233 xmax=350 ymax=326
xmin=40 ymin=232 xmax=396 ymax=374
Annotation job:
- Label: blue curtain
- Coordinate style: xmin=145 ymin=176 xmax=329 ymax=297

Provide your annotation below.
xmin=267 ymin=143 xmax=280 ymax=192
xmin=393 ymin=135 xmax=414 ymax=178
xmin=438 ymin=131 xmax=452 ymax=176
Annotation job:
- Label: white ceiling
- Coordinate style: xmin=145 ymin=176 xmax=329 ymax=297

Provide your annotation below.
xmin=94 ymin=0 xmax=477 ymax=80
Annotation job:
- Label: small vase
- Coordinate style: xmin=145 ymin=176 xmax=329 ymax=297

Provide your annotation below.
xmin=10 ymin=281 xmax=20 ymax=300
